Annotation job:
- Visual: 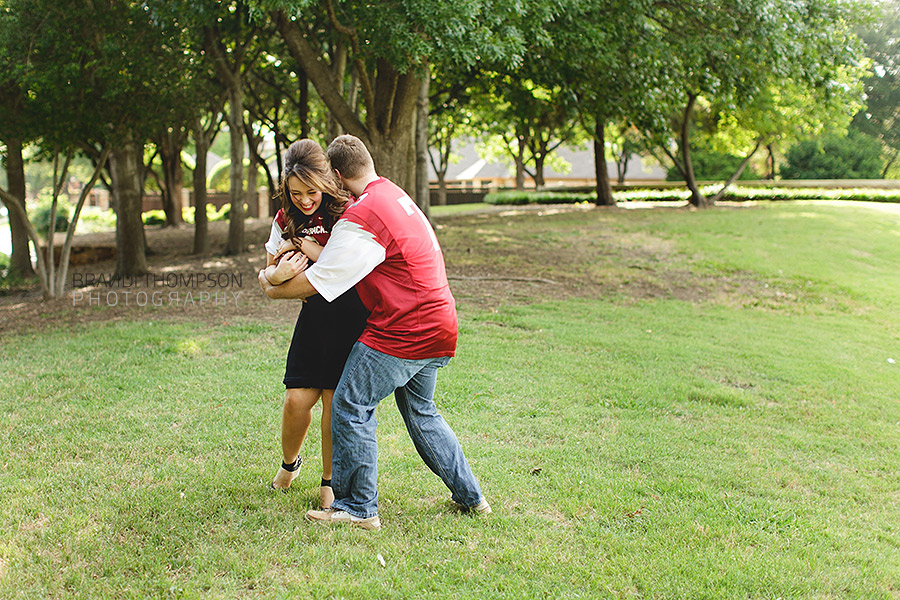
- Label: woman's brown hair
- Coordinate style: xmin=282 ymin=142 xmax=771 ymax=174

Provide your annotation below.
xmin=278 ymin=139 xmax=351 ymax=241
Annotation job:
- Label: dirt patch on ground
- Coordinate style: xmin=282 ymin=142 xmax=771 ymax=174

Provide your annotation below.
xmin=0 ymin=204 xmax=787 ymax=335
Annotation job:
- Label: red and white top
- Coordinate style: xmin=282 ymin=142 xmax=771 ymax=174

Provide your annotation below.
xmin=305 ymin=177 xmax=457 ymax=359
xmin=264 ymin=207 xmax=331 ymax=256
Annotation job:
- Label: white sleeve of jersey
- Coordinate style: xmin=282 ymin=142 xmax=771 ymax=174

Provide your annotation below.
xmin=305 ymin=219 xmax=386 ymax=302
xmin=264 ymin=220 xmax=283 ymax=256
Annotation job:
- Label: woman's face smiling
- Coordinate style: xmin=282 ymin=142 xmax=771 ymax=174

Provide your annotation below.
xmin=287 ymin=175 xmax=322 ymax=215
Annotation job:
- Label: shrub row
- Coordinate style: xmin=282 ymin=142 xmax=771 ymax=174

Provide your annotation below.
xmin=485 ymin=186 xmax=900 ymax=205
xmin=483 ymin=190 xmax=596 ymax=205
xmin=142 ymin=203 xmax=234 ymax=226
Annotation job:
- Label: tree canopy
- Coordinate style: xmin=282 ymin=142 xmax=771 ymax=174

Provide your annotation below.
xmin=0 ymin=0 xmax=884 ymax=294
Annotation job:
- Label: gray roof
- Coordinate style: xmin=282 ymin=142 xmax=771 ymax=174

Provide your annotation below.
xmin=429 ymin=139 xmax=666 ymax=182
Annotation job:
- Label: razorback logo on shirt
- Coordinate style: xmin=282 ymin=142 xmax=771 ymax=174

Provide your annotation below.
xmin=273 ymin=208 xmax=330 ymax=246
xmin=301 ymin=224 xmax=328 ymax=238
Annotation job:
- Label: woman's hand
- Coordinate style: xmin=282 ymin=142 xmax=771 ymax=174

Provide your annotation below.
xmin=269 ymin=251 xmax=309 ymax=284
xmin=275 ymin=236 xmax=324 ymax=263
xmin=297 ymin=238 xmax=324 ymax=262
xmin=274 ymin=239 xmax=301 ymax=264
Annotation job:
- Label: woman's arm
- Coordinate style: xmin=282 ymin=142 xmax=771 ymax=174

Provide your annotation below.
xmin=264 ymin=251 xmax=308 ymax=285
xmin=259 ymin=266 xmax=318 ymax=300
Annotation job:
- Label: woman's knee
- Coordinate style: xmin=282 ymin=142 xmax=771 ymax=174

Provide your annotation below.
xmin=284 ymin=388 xmax=323 ymax=410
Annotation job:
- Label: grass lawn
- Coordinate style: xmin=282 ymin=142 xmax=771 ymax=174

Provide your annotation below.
xmin=1 ymin=201 xmax=898 ymax=599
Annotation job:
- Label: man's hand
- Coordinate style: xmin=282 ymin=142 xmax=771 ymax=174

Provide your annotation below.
xmin=258 ymin=268 xmax=275 ymax=294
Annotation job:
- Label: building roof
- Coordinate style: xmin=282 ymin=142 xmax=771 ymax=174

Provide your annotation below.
xmin=430 ymin=139 xmax=666 ymax=182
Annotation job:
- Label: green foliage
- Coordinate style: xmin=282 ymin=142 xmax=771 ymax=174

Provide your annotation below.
xmin=486 ymin=186 xmax=900 ymax=205
xmin=0 ymin=251 xmax=9 ymax=273
xmin=666 ymin=146 xmax=763 ymax=182
xmin=484 ymin=190 xmax=595 ymax=205
xmin=782 ymin=130 xmax=884 ymax=179
xmin=77 ymin=208 xmax=117 ymax=233
xmin=215 ymin=202 xmax=245 ymax=221
xmin=143 ymin=204 xmax=229 ymax=226
xmin=853 ymin=0 xmax=900 ymax=171
xmin=622 ymin=185 xmax=900 ymax=202
xmin=31 ymin=194 xmax=71 ymax=236
xmin=142 ymin=210 xmax=167 ymax=226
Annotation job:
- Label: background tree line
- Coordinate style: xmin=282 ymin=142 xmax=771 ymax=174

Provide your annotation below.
xmin=0 ymin=0 xmax=895 ymax=296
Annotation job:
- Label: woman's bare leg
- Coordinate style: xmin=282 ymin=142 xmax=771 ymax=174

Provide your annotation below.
xmin=272 ymin=387 xmax=322 ymax=489
xmin=319 ymin=389 xmax=335 ymax=508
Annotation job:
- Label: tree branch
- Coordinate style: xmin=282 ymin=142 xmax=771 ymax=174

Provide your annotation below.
xmin=710 ymin=138 xmax=763 ymax=203
xmin=0 ymin=186 xmax=50 ymax=294
xmin=324 ymin=0 xmax=375 ymax=116
xmin=272 ymin=10 xmax=369 ymax=142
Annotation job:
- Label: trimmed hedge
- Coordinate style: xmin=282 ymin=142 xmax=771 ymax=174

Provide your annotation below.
xmin=142 ymin=203 xmax=233 ymax=226
xmin=485 ymin=186 xmax=900 ymax=206
xmin=484 ymin=190 xmax=596 ymax=205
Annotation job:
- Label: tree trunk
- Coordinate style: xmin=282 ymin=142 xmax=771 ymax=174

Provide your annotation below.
xmin=710 ymin=140 xmax=762 ymax=204
xmin=159 ymin=130 xmax=184 ymax=227
xmin=274 ymin=12 xmax=420 ymax=194
xmin=881 ymin=147 xmax=899 ymax=179
xmin=369 ymin=130 xmax=416 ymax=194
xmin=533 ymin=149 xmax=546 ymax=190
xmin=766 ymin=144 xmax=776 ymax=180
xmin=246 ymin=159 xmax=259 ymax=219
xmin=437 ymin=176 xmax=448 ymax=206
xmin=594 ymin=119 xmax=615 ymax=206
xmin=3 ymin=137 xmax=34 ymax=277
xmin=110 ymin=139 xmax=149 ymax=277
xmin=680 ymin=94 xmax=708 ymax=208
xmin=225 ymin=86 xmax=245 ymax=255
xmin=515 ymin=137 xmax=526 ymax=191
xmin=298 ymin=69 xmax=310 ymax=139
xmin=415 ymin=71 xmax=431 ymax=218
xmin=192 ymin=121 xmax=211 ymax=255
xmin=616 ymin=149 xmax=629 ymax=185
xmin=327 ymin=42 xmax=348 ymax=142
xmin=245 ymin=126 xmax=262 ymax=219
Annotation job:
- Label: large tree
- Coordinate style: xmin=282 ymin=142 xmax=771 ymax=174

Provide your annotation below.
xmin=268 ymin=0 xmax=550 ymax=194
xmin=854 ymin=0 xmax=900 ymax=177
xmin=0 ymin=0 xmax=116 ymax=296
xmin=539 ymin=0 xmax=660 ymax=205
xmin=0 ymin=1 xmax=35 ymax=277
xmin=636 ymin=0 xmax=868 ymax=207
xmin=204 ymin=2 xmax=262 ymax=255
xmin=476 ymin=74 xmax=581 ymax=190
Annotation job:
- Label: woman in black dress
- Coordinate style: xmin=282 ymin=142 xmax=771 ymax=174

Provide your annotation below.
xmin=261 ymin=139 xmax=368 ymax=508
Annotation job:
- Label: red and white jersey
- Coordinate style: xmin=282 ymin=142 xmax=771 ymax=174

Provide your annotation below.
xmin=305 ymin=177 xmax=457 ymax=359
xmin=264 ymin=207 xmax=332 ymax=256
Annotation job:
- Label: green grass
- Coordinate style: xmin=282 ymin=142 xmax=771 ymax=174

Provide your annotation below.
xmin=2 ymin=201 xmax=899 ymax=598
xmin=430 ymin=202 xmax=492 ymax=217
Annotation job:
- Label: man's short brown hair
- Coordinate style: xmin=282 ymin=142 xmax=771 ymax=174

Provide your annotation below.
xmin=326 ymin=134 xmax=375 ymax=180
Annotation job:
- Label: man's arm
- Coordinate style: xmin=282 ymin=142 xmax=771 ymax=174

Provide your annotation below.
xmin=258 ymin=269 xmax=318 ymax=299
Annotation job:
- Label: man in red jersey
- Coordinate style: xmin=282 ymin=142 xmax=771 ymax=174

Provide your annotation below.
xmin=259 ymin=135 xmax=489 ymax=530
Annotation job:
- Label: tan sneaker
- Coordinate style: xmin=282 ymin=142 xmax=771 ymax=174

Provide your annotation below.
xmin=451 ymin=497 xmax=492 ymax=515
xmin=305 ymin=508 xmax=381 ymax=531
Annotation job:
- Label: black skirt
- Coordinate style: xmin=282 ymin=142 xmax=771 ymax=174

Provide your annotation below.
xmin=283 ymin=288 xmax=369 ymax=389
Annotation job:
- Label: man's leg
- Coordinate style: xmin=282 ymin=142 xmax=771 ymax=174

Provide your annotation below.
xmin=394 ymin=358 xmax=484 ymax=508
xmin=327 ymin=342 xmax=406 ymax=519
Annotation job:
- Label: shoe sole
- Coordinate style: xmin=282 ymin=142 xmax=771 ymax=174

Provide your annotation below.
xmin=305 ymin=510 xmax=381 ymax=531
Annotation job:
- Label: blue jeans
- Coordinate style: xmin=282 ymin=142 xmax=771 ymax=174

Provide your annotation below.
xmin=329 ymin=341 xmax=484 ymax=518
